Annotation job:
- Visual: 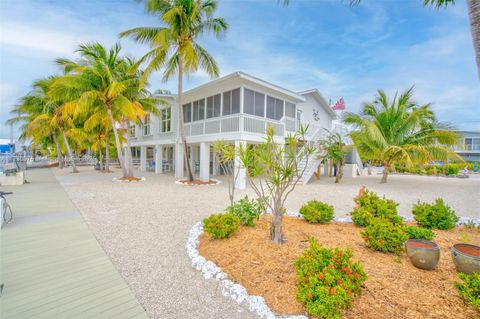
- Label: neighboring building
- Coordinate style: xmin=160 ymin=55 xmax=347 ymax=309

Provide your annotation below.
xmin=0 ymin=139 xmax=19 ymax=154
xmin=453 ymin=131 xmax=480 ymax=162
xmin=130 ymin=71 xmax=340 ymax=188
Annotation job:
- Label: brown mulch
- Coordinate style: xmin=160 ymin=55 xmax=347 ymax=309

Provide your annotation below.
xmin=117 ymin=176 xmax=142 ymax=181
xmin=198 ymin=217 xmax=480 ymax=319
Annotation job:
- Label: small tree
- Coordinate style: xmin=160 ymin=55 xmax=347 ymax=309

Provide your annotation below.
xmin=212 ymin=140 xmax=241 ymax=206
xmin=239 ymin=126 xmax=315 ymax=244
xmin=319 ymin=130 xmax=353 ymax=183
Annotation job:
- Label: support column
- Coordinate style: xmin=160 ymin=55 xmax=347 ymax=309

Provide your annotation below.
xmin=140 ymin=146 xmax=147 ymax=172
xmin=212 ymin=150 xmax=217 ymax=176
xmin=175 ymin=143 xmax=184 ymax=179
xmin=199 ymin=142 xmax=210 ymax=182
xmin=155 ymin=145 xmax=163 ymax=174
xmin=234 ymin=140 xmax=246 ymax=190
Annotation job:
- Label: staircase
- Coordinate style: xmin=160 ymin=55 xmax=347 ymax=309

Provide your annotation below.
xmin=296 ymin=127 xmax=325 ymax=184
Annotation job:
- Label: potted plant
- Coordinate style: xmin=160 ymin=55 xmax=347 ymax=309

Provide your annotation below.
xmin=451 ymin=243 xmax=480 ymax=274
xmin=405 ymin=239 xmax=440 ymax=270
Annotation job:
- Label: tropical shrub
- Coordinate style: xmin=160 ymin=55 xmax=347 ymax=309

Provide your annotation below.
xmin=412 ymin=199 xmax=459 ymax=230
xmin=299 ymin=200 xmax=335 ymax=224
xmin=455 ymin=272 xmax=480 ymax=310
xmin=226 ymin=196 xmax=264 ymax=227
xmin=406 ymin=226 xmax=435 ymax=240
xmin=361 ymin=219 xmax=408 ymax=254
xmin=446 ymin=165 xmax=460 ymax=175
xmin=203 ymin=213 xmax=240 ymax=239
xmin=350 ymin=188 xmax=402 ymax=227
xmin=295 ymin=238 xmax=367 ymax=319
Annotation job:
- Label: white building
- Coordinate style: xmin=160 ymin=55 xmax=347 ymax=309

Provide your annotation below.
xmin=130 ymin=72 xmax=341 ymax=188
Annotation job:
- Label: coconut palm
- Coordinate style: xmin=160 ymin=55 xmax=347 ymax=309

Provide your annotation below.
xmin=318 ymin=130 xmax=353 ymax=183
xmin=343 ymin=87 xmax=461 ymax=183
xmin=51 ymin=42 xmax=162 ymax=178
xmin=120 ymin=0 xmax=228 ymax=181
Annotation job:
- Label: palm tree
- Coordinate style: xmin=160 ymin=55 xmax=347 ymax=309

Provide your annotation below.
xmin=343 ymin=87 xmax=461 ymax=183
xmin=318 ymin=130 xmax=353 ymax=183
xmin=120 ymin=0 xmax=228 ymax=181
xmin=51 ymin=42 xmax=162 ymax=178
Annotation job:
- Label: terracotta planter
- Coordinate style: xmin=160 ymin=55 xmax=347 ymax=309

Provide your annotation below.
xmin=405 ymin=239 xmax=440 ymax=270
xmin=451 ymin=243 xmax=480 ymax=274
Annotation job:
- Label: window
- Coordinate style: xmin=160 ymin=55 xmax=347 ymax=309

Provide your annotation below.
xmin=183 ymin=103 xmax=192 ymax=123
xmin=244 ymin=88 xmax=265 ymax=117
xmin=285 ymin=102 xmax=296 ymax=118
xmin=222 ymin=88 xmax=240 ymax=116
xmin=206 ymin=94 xmax=221 ymax=118
xmin=266 ymin=96 xmax=284 ymax=120
xmin=129 ymin=124 xmax=136 ymax=137
xmin=192 ymin=99 xmax=205 ymax=121
xmin=160 ymin=107 xmax=171 ymax=132
xmin=142 ymin=114 xmax=151 ymax=136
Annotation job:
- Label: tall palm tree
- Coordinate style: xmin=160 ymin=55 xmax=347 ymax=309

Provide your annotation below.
xmin=51 ymin=43 xmax=162 ymax=178
xmin=120 ymin=0 xmax=228 ymax=181
xmin=343 ymin=87 xmax=461 ymax=183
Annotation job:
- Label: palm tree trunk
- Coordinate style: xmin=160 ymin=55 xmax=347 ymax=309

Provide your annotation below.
xmin=125 ymin=124 xmax=134 ymax=178
xmin=105 ymin=131 xmax=110 ymax=173
xmin=177 ymin=57 xmax=195 ymax=182
xmin=98 ymin=139 xmax=104 ymax=172
xmin=61 ymin=129 xmax=79 ymax=173
xmin=52 ymin=133 xmax=64 ymax=169
xmin=107 ymin=108 xmax=127 ymax=177
xmin=380 ymin=161 xmax=389 ymax=184
xmin=467 ymin=0 xmax=480 ymax=78
xmin=335 ymin=161 xmax=343 ymax=183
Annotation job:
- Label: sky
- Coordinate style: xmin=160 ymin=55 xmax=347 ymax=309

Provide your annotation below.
xmin=1 ymin=0 xmax=479 ymax=139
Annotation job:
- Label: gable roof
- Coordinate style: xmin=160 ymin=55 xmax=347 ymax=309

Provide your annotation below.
xmin=297 ymin=89 xmax=337 ymax=118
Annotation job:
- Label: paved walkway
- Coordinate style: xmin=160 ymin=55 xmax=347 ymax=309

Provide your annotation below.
xmin=0 ymin=168 xmax=148 ymax=319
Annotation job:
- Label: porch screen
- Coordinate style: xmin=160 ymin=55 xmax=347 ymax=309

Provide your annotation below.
xmin=244 ymin=88 xmax=265 ymax=117
xmin=266 ymin=96 xmax=284 ymax=120
xmin=192 ymin=99 xmax=205 ymax=121
xmin=183 ymin=103 xmax=192 ymax=123
xmin=206 ymin=94 xmax=221 ymax=118
xmin=222 ymin=88 xmax=240 ymax=116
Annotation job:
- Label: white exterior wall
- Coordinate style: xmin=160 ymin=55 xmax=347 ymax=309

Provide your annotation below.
xmin=297 ymin=94 xmax=333 ymax=131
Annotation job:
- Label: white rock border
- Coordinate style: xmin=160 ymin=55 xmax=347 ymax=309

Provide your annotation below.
xmin=175 ymin=178 xmax=222 ymax=186
xmin=112 ymin=176 xmax=146 ymax=183
xmin=186 ymin=212 xmax=480 ymax=319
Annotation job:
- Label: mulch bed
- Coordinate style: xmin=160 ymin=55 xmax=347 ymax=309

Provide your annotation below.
xmin=117 ymin=176 xmax=143 ymax=182
xmin=177 ymin=179 xmax=218 ymax=185
xmin=199 ymin=216 xmax=480 ymax=319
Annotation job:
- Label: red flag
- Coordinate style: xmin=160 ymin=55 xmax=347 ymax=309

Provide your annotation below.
xmin=332 ymin=98 xmax=346 ymax=111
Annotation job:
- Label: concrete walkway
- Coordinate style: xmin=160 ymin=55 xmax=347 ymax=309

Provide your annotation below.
xmin=0 ymin=168 xmax=148 ymax=319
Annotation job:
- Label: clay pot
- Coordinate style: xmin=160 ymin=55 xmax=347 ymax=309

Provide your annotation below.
xmin=451 ymin=243 xmax=480 ymax=274
xmin=405 ymin=239 xmax=440 ymax=270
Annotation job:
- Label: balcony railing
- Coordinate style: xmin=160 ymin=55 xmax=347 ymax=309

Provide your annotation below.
xmin=184 ymin=114 xmax=285 ymax=137
xmin=453 ymin=144 xmax=480 ymax=152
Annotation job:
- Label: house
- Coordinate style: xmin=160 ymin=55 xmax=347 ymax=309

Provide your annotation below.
xmin=453 ymin=131 xmax=480 ymax=162
xmin=129 ymin=71 xmax=339 ymax=188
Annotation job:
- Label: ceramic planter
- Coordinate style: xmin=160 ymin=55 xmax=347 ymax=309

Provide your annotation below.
xmin=405 ymin=239 xmax=440 ymax=270
xmin=451 ymin=243 xmax=480 ymax=274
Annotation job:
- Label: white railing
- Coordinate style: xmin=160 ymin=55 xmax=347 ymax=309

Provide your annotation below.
xmin=453 ymin=144 xmax=480 ymax=151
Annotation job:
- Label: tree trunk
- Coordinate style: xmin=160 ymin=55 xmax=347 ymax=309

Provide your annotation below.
xmin=61 ymin=129 xmax=78 ymax=173
xmin=125 ymin=125 xmax=134 ymax=178
xmin=335 ymin=161 xmax=343 ymax=183
xmin=380 ymin=161 xmax=389 ymax=184
xmin=105 ymin=131 xmax=110 ymax=173
xmin=52 ymin=133 xmax=64 ymax=169
xmin=177 ymin=57 xmax=195 ymax=182
xmin=271 ymin=206 xmax=284 ymax=244
xmin=98 ymin=139 xmax=104 ymax=172
xmin=467 ymin=0 xmax=480 ymax=79
xmin=107 ymin=108 xmax=127 ymax=177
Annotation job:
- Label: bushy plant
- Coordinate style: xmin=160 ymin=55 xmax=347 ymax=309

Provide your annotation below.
xmin=446 ymin=165 xmax=460 ymax=175
xmin=412 ymin=199 xmax=459 ymax=230
xmin=361 ymin=219 xmax=408 ymax=254
xmin=406 ymin=226 xmax=435 ymax=240
xmin=203 ymin=213 xmax=240 ymax=239
xmin=455 ymin=272 xmax=480 ymax=310
xmin=350 ymin=188 xmax=402 ymax=227
xmin=226 ymin=196 xmax=264 ymax=227
xmin=295 ymin=238 xmax=367 ymax=319
xmin=299 ymin=200 xmax=335 ymax=224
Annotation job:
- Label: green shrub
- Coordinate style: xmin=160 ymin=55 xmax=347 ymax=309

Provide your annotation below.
xmin=203 ymin=213 xmax=240 ymax=238
xmin=406 ymin=226 xmax=435 ymax=240
xmin=295 ymin=238 xmax=367 ymax=319
xmin=350 ymin=189 xmax=403 ymax=227
xmin=299 ymin=200 xmax=335 ymax=224
xmin=446 ymin=164 xmax=460 ymax=175
xmin=361 ymin=219 xmax=408 ymax=254
xmin=412 ymin=199 xmax=459 ymax=230
xmin=226 ymin=196 xmax=264 ymax=226
xmin=455 ymin=272 xmax=480 ymax=310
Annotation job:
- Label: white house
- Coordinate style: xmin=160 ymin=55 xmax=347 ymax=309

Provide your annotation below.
xmin=129 ymin=71 xmax=341 ymax=188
